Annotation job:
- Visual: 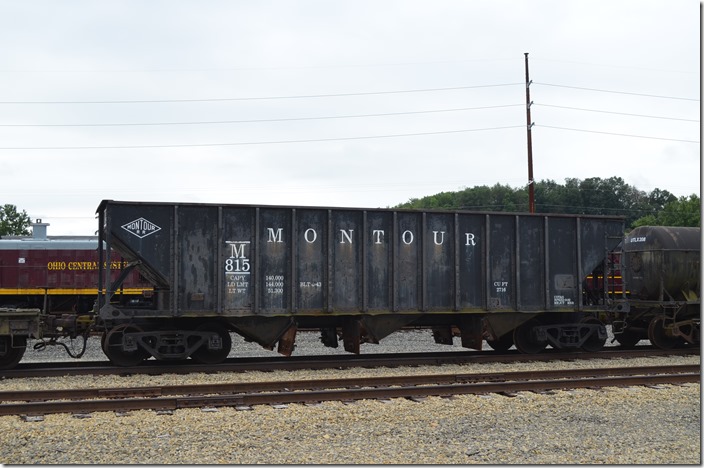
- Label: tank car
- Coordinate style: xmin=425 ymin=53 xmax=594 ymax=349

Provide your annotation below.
xmin=93 ymin=200 xmax=624 ymax=366
xmin=611 ymin=226 xmax=700 ymax=348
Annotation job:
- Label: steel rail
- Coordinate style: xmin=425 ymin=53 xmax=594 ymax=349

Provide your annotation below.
xmin=0 ymin=364 xmax=699 ymax=403
xmin=5 ymin=347 xmax=699 ymax=380
xmin=0 ymin=365 xmax=698 ymax=417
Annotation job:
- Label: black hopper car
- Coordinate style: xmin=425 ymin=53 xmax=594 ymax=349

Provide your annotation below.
xmin=0 ymin=200 xmax=699 ymax=368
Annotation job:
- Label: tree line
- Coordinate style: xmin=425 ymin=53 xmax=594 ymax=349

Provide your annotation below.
xmin=1 ymin=178 xmax=700 ymax=236
xmin=394 ymin=176 xmax=700 ymax=229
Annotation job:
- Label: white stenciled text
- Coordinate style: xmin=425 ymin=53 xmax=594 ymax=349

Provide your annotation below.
xmin=264 ymin=227 xmax=478 ymax=246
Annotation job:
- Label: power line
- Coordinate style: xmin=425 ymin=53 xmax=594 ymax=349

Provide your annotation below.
xmin=0 ymin=104 xmax=524 ymax=127
xmin=0 ymin=125 xmax=524 ymax=150
xmin=538 ymin=124 xmax=699 ymax=143
xmin=535 ymin=103 xmax=699 ymax=122
xmin=532 ymin=57 xmax=698 ymax=75
xmin=534 ymin=203 xmax=660 ymax=214
xmin=0 ymin=57 xmax=520 ymax=74
xmin=438 ymin=203 xmax=661 ymax=215
xmin=534 ymin=82 xmax=698 ymax=101
xmin=0 ymin=83 xmax=523 ymax=105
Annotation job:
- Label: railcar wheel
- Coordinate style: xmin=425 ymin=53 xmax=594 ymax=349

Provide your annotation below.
xmin=647 ymin=316 xmax=682 ymax=350
xmin=677 ymin=323 xmax=699 ymax=346
xmin=512 ymin=319 xmax=547 ymax=354
xmin=579 ymin=318 xmax=606 ymax=352
xmin=102 ymin=325 xmax=148 ymax=367
xmin=0 ymin=336 xmax=27 ymax=370
xmin=486 ymin=333 xmax=514 ymax=351
xmin=190 ymin=323 xmax=232 ymax=364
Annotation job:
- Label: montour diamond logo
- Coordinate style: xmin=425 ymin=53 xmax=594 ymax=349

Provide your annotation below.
xmin=121 ymin=217 xmax=162 ymax=239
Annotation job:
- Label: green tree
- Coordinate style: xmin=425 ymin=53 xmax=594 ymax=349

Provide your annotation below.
xmin=632 ymin=194 xmax=700 ymax=227
xmin=394 ymin=178 xmax=694 ymax=228
xmin=646 ymin=188 xmax=677 ymax=210
xmin=534 ymin=178 xmax=582 ymax=214
xmin=396 ymin=183 xmax=525 ymax=211
xmin=455 ymin=185 xmax=496 ymax=210
xmin=574 ymin=176 xmax=647 ymax=224
xmin=0 ymin=204 xmax=32 ymax=236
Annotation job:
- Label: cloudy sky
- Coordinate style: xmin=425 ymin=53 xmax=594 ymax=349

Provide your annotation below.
xmin=0 ymin=0 xmax=700 ymax=235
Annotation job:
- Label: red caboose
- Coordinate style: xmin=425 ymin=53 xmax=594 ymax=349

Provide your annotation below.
xmin=0 ymin=221 xmax=152 ymax=314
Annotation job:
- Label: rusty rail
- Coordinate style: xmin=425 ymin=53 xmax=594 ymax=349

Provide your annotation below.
xmin=0 ymin=365 xmax=698 ymax=417
xmin=5 ymin=347 xmax=699 ymax=380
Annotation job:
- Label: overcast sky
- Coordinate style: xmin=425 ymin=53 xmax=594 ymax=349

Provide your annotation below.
xmin=0 ymin=0 xmax=700 ymax=235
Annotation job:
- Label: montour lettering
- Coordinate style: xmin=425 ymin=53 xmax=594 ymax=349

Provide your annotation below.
xmin=262 ymin=226 xmax=478 ymax=247
xmin=304 ymin=228 xmax=317 ymax=244
xmin=121 ymin=217 xmax=161 ymax=239
xmin=433 ymin=231 xmax=445 ymax=245
xmin=267 ymin=228 xmax=283 ymax=243
xmin=227 ymin=226 xmax=479 ymax=248
xmin=339 ymin=229 xmax=354 ymax=244
xmin=465 ymin=233 xmax=476 ymax=246
xmin=125 ymin=218 xmax=156 ymax=232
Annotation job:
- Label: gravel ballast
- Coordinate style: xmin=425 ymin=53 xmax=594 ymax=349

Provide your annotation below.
xmin=0 ymin=330 xmax=700 ymax=464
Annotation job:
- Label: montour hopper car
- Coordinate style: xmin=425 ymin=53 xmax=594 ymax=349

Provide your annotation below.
xmin=94 ymin=200 xmax=625 ymax=366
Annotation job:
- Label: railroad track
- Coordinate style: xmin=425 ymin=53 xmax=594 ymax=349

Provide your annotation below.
xmin=0 ymin=364 xmax=698 ymax=418
xmin=4 ymin=346 xmax=698 ymax=379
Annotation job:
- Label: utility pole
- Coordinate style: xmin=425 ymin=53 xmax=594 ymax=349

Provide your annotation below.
xmin=524 ymin=52 xmax=535 ymax=214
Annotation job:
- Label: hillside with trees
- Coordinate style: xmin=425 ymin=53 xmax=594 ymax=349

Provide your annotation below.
xmin=394 ymin=177 xmax=700 ymax=229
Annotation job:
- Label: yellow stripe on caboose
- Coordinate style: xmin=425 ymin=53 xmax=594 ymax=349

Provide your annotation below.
xmin=0 ymin=288 xmax=151 ymax=295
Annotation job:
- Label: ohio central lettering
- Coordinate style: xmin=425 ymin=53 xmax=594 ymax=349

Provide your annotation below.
xmin=265 ymin=227 xmax=477 ymax=246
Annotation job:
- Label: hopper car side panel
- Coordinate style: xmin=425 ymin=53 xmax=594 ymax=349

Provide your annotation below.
xmin=98 ymin=201 xmax=624 ymax=321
